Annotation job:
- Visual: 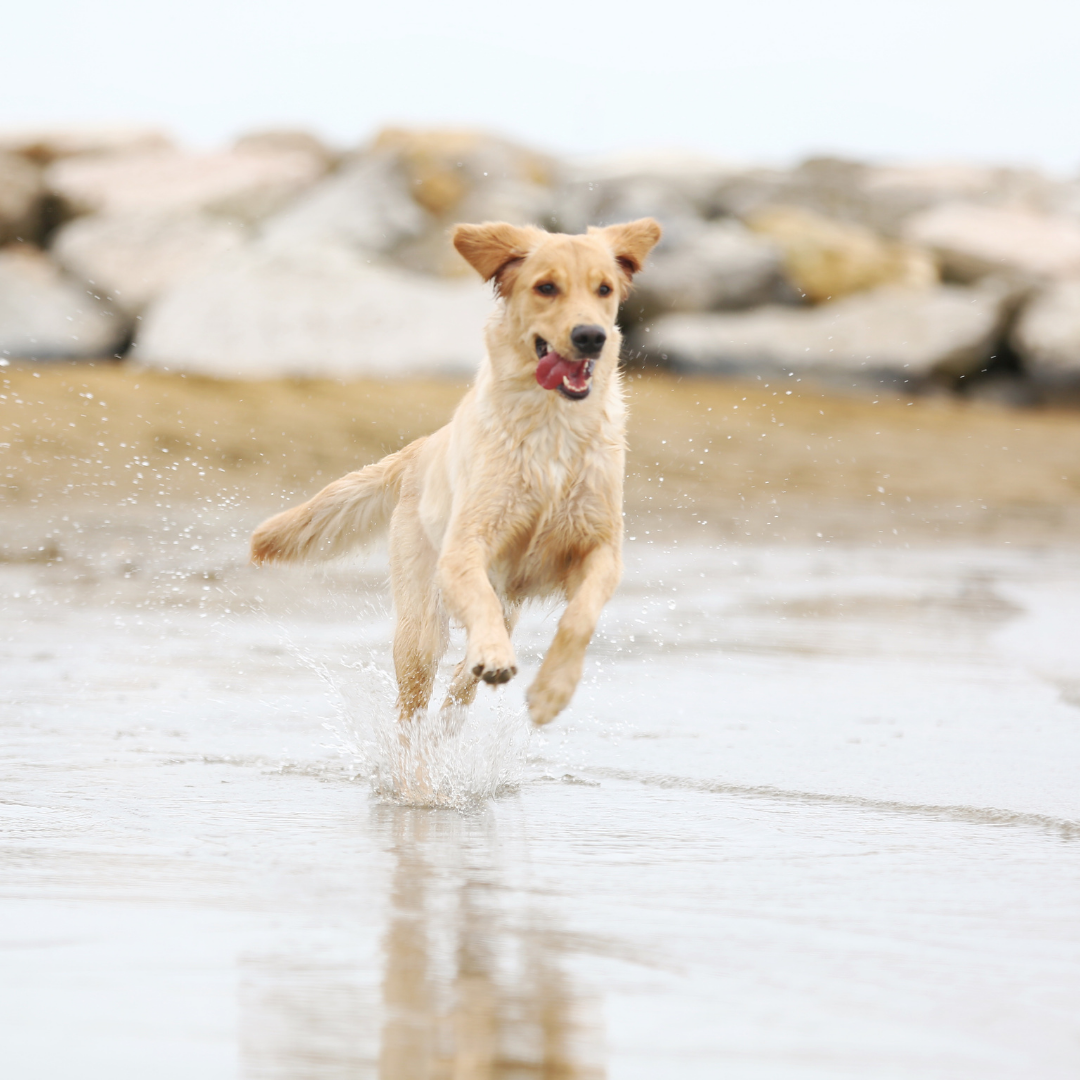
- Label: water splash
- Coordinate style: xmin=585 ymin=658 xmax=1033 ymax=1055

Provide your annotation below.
xmin=312 ymin=655 xmax=534 ymax=811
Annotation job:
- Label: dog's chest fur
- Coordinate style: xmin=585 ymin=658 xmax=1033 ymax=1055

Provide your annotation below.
xmin=488 ymin=396 xmax=624 ymax=599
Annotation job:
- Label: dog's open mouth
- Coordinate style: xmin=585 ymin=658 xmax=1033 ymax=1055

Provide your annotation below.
xmin=534 ymin=337 xmax=595 ymax=400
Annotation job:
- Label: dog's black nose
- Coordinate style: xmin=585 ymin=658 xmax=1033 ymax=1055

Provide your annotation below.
xmin=570 ymin=324 xmax=606 ymax=357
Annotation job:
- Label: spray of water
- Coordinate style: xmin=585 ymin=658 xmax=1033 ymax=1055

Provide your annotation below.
xmin=307 ymin=653 xmax=534 ymax=811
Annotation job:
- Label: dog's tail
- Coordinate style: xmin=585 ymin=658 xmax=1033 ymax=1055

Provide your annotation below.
xmin=250 ymin=437 xmax=424 ymax=565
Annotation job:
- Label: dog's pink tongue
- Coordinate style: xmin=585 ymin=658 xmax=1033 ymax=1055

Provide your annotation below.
xmin=536 ymin=352 xmax=588 ymax=391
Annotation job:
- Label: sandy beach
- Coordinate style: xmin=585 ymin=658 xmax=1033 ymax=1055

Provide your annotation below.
xmin=5 ymin=361 xmax=1080 ymax=545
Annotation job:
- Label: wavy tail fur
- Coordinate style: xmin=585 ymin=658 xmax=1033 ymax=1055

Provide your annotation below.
xmin=250 ymin=438 xmax=424 ymax=565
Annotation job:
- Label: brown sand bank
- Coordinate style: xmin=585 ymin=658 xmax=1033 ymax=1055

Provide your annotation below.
xmin=2 ymin=362 xmax=1080 ymax=548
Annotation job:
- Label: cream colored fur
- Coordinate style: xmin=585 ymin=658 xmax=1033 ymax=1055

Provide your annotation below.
xmin=250 ymin=218 xmax=662 ymax=725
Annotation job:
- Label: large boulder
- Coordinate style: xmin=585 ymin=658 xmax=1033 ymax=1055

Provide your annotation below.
xmin=860 ymin=163 xmax=1058 ymax=235
xmin=263 ymin=128 xmax=559 ymax=277
xmin=0 ymin=246 xmax=127 ymax=359
xmin=745 ymin=206 xmax=938 ymax=302
xmin=904 ymin=204 xmax=1080 ymax=282
xmin=709 ymin=158 xmax=872 ymax=229
xmin=710 ymin=158 xmax=1066 ymax=238
xmin=632 ymin=220 xmax=787 ymax=314
xmin=0 ymin=152 xmax=43 ymax=244
xmin=372 ymin=127 xmax=556 ymax=222
xmin=557 ymin=151 xmax=737 ymax=234
xmin=45 ymin=145 xmax=327 ymax=224
xmin=636 ymin=282 xmax=1011 ymax=380
xmin=51 ymin=212 xmax=245 ymax=314
xmin=259 ymin=154 xmax=428 ymax=259
xmin=132 ymin=241 xmax=495 ymax=378
xmin=1012 ymin=279 xmax=1080 ymax=378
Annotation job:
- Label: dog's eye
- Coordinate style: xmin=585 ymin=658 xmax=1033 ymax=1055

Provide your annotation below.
xmin=534 ymin=282 xmax=557 ymax=296
xmin=598 ymin=283 xmax=613 ymax=296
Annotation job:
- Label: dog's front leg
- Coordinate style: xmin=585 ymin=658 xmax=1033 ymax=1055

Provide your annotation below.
xmin=438 ymin=540 xmax=517 ymax=686
xmin=527 ymin=544 xmax=622 ymax=726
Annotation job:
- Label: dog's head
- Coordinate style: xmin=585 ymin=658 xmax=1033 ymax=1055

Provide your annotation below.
xmin=453 ymin=219 xmax=661 ymax=401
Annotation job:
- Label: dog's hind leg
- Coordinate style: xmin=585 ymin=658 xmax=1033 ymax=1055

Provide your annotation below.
xmin=389 ymin=501 xmax=447 ymax=724
xmin=441 ymin=657 xmax=481 ymax=712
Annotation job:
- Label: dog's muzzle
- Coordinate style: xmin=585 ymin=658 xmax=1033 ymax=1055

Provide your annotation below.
xmin=534 ymin=336 xmax=596 ymax=400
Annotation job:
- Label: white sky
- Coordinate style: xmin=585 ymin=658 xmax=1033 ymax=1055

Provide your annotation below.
xmin=6 ymin=0 xmax=1080 ymax=171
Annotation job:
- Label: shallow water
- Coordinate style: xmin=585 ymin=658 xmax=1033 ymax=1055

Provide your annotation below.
xmin=3 ymin=521 xmax=1080 ymax=1078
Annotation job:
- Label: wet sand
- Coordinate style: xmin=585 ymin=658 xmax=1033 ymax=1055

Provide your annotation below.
xmin=3 ymin=365 xmax=1080 ymax=1077
xmin=4 ymin=361 xmax=1080 ymax=545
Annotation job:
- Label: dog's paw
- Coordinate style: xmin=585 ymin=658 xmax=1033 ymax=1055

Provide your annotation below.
xmin=526 ymin=672 xmax=575 ymax=726
xmin=466 ymin=638 xmax=518 ymax=686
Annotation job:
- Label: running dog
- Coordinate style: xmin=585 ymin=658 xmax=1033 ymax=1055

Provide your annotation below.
xmin=250 ymin=218 xmax=662 ymax=726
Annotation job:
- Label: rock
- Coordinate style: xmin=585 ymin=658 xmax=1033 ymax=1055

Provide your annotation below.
xmin=368 ymin=128 xmax=559 ymax=275
xmin=373 ymin=127 xmax=556 ymax=221
xmin=861 ymin=163 xmax=1057 ymax=234
xmin=133 ymin=241 xmax=495 ymax=378
xmin=260 ymin=154 xmax=428 ymax=258
xmin=0 ymin=125 xmax=173 ymax=165
xmin=707 ymin=156 xmax=936 ymax=236
xmin=709 ymin=158 xmax=871 ymax=229
xmin=1012 ymin=278 xmax=1080 ymax=378
xmin=0 ymin=152 xmax=43 ymax=244
xmin=710 ymin=158 xmax=1066 ymax=239
xmin=232 ymin=129 xmax=338 ymax=169
xmin=745 ymin=206 xmax=938 ymax=303
xmin=263 ymin=128 xmax=560 ymax=277
xmin=637 ymin=283 xmax=1010 ymax=380
xmin=904 ymin=204 xmax=1080 ymax=282
xmin=51 ymin=212 xmax=246 ymax=314
xmin=0 ymin=246 xmax=127 ymax=359
xmin=45 ymin=145 xmax=327 ymax=224
xmin=632 ymin=220 xmax=787 ymax=314
xmin=557 ymin=151 xmax=737 ymax=235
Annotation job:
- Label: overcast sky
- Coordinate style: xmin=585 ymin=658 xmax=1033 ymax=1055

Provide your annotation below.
xmin=6 ymin=0 xmax=1079 ymax=171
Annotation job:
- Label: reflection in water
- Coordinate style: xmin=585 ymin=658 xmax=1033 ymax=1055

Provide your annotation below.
xmin=241 ymin=804 xmax=604 ymax=1079
xmin=377 ymin=806 xmax=604 ymax=1080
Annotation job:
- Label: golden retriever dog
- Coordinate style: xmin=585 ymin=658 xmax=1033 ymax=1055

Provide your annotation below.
xmin=250 ymin=218 xmax=662 ymax=726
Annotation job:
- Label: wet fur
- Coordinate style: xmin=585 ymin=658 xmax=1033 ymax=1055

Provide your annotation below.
xmin=250 ymin=218 xmax=661 ymax=725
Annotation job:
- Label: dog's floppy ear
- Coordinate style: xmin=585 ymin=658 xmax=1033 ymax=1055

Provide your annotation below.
xmin=594 ymin=218 xmax=663 ymax=295
xmin=453 ymin=222 xmax=537 ymax=296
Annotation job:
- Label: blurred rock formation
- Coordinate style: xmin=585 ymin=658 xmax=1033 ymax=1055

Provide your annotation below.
xmin=638 ymin=281 xmax=1012 ymax=382
xmin=52 ymin=212 xmax=245 ymax=315
xmin=905 ymin=204 xmax=1080 ymax=282
xmin=745 ymin=206 xmax=938 ymax=303
xmin=1012 ymin=278 xmax=1080 ymax=379
xmin=632 ymin=220 xmax=788 ymax=315
xmin=0 ymin=124 xmax=1078 ymax=394
xmin=132 ymin=243 xmax=493 ymax=378
xmin=0 ymin=152 xmax=45 ymax=247
xmin=0 ymin=246 xmax=125 ymax=360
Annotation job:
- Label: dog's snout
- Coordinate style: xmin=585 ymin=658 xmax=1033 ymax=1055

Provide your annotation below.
xmin=570 ymin=324 xmax=606 ymax=357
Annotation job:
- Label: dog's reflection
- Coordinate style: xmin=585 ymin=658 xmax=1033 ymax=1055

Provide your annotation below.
xmin=377 ymin=806 xmax=603 ymax=1080
xmin=241 ymin=804 xmax=604 ymax=1079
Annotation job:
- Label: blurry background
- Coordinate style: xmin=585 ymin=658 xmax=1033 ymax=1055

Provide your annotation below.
xmin=4 ymin=0 xmax=1080 ymax=396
